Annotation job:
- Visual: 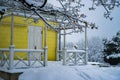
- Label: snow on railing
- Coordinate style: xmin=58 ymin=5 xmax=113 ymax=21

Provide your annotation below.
xmin=0 ymin=48 xmax=48 ymax=70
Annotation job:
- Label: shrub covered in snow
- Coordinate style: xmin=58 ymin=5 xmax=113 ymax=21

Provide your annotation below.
xmin=106 ymin=53 xmax=120 ymax=65
xmin=106 ymin=53 xmax=120 ymax=59
xmin=103 ymin=31 xmax=120 ymax=65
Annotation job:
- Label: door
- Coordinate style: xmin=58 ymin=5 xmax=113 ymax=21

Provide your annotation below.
xmin=28 ymin=26 xmax=42 ymax=59
xmin=28 ymin=26 xmax=42 ymax=49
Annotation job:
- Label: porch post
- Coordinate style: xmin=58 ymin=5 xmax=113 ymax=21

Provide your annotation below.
xmin=63 ymin=47 xmax=67 ymax=65
xmin=57 ymin=30 xmax=62 ymax=61
xmin=44 ymin=26 xmax=48 ymax=66
xmin=63 ymin=30 xmax=67 ymax=65
xmin=85 ymin=26 xmax=88 ymax=64
xmin=9 ymin=13 xmax=15 ymax=70
xmin=57 ymin=33 xmax=59 ymax=61
xmin=44 ymin=46 xmax=48 ymax=66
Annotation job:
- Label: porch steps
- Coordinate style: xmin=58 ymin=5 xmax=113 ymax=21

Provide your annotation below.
xmin=0 ymin=71 xmax=22 ymax=80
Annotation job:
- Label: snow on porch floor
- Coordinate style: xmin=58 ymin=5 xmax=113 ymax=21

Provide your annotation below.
xmin=19 ymin=61 xmax=120 ymax=80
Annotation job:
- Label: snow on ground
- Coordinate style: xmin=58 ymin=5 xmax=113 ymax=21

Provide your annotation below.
xmin=19 ymin=61 xmax=120 ymax=80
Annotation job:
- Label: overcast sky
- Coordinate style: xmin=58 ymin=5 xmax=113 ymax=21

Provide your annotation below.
xmin=48 ymin=0 xmax=120 ymax=43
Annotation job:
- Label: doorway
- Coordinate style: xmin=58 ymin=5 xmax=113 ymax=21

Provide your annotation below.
xmin=28 ymin=26 xmax=42 ymax=49
xmin=28 ymin=26 xmax=42 ymax=59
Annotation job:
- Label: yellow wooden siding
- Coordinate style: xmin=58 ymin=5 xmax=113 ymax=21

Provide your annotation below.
xmin=14 ymin=26 xmax=28 ymax=49
xmin=47 ymin=30 xmax=57 ymax=60
xmin=0 ymin=16 xmax=57 ymax=60
xmin=0 ymin=25 xmax=10 ymax=48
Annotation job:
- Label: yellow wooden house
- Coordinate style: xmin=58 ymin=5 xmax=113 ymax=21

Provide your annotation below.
xmin=0 ymin=14 xmax=58 ymax=61
xmin=0 ymin=0 xmax=89 ymax=71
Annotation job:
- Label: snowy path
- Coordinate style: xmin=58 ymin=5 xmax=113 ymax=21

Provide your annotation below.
xmin=19 ymin=61 xmax=120 ymax=80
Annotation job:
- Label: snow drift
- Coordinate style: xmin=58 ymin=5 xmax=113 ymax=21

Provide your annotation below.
xmin=19 ymin=62 xmax=120 ymax=80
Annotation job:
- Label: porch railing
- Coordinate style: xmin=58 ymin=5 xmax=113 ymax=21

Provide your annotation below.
xmin=0 ymin=47 xmax=48 ymax=70
xmin=58 ymin=49 xmax=87 ymax=65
